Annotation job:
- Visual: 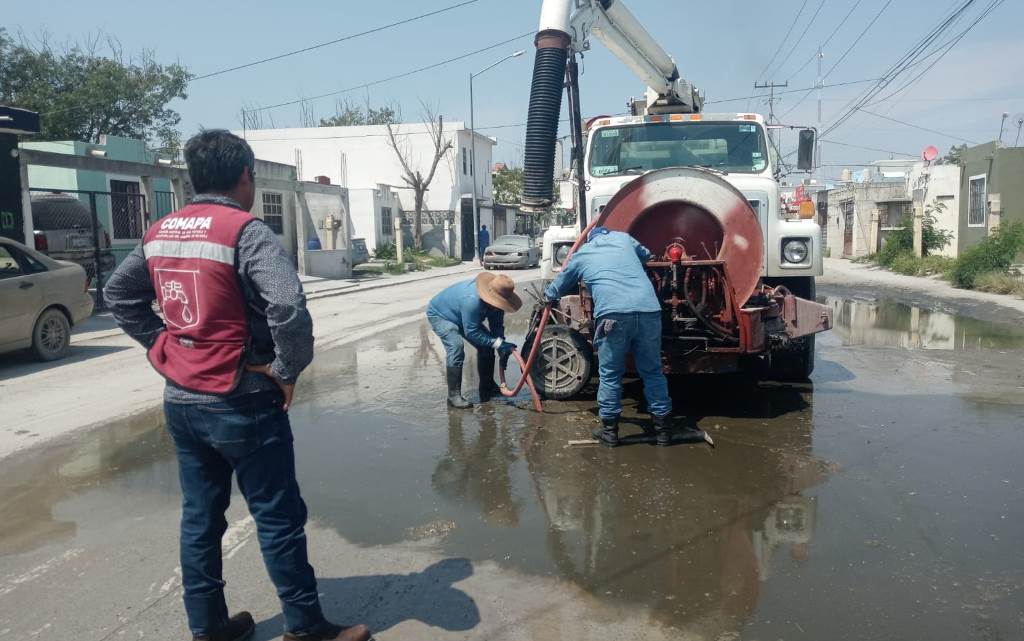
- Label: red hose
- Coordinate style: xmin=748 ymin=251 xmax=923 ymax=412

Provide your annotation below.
xmin=498 ymin=219 xmax=600 ymax=412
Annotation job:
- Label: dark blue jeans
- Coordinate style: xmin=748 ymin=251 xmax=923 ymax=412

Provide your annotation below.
xmin=164 ymin=392 xmax=324 ymax=636
xmin=428 ymin=314 xmax=488 ymax=368
xmin=593 ymin=311 xmax=672 ymax=420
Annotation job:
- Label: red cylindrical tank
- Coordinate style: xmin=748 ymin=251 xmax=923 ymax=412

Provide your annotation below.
xmin=596 ymin=167 xmax=764 ymax=304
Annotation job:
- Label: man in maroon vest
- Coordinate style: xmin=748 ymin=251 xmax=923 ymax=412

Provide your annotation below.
xmin=105 ymin=130 xmax=372 ymax=641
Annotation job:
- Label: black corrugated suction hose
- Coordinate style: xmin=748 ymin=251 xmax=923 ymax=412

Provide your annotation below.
xmin=522 ymin=45 xmax=568 ymax=211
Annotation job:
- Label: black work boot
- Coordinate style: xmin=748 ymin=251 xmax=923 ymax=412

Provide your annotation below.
xmin=477 ymin=351 xmax=503 ymax=401
xmin=591 ymin=417 xmax=620 ymax=447
xmin=652 ymin=414 xmax=674 ymax=447
xmin=193 ymin=612 xmax=255 ymax=641
xmin=283 ymin=622 xmax=373 ymax=641
xmin=446 ymin=366 xmax=473 ymax=409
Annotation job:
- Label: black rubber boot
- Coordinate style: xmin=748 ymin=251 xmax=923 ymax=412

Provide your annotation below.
xmin=446 ymin=367 xmax=473 ymax=409
xmin=591 ymin=417 xmax=620 ymax=447
xmin=193 ymin=612 xmax=255 ymax=641
xmin=477 ymin=350 xmax=503 ymax=401
xmin=652 ymin=414 xmax=674 ymax=447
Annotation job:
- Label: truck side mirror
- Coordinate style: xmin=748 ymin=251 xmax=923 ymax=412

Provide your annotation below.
xmin=797 ymin=129 xmax=816 ymax=171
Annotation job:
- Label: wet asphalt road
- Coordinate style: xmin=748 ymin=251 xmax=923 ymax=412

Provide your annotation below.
xmin=1 ymin=283 xmax=1023 ymax=640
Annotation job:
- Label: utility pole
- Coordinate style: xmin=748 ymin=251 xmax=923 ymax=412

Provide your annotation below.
xmin=816 ymin=46 xmax=824 ymax=185
xmin=754 ymin=80 xmax=788 ymax=147
xmin=754 ymin=81 xmax=789 ymax=125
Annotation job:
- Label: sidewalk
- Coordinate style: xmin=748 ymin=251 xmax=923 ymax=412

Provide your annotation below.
xmin=821 ymin=257 xmax=1024 ymax=316
xmin=300 ymin=261 xmax=483 ymax=301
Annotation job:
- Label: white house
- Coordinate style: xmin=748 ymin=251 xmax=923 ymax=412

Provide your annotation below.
xmin=348 ymin=184 xmax=402 ymax=256
xmin=906 ymin=162 xmax=961 ymax=258
xmin=240 ymin=122 xmax=496 ymax=260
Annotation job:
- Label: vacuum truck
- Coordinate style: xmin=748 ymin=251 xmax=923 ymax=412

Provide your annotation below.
xmin=519 ymin=0 xmax=833 ymax=397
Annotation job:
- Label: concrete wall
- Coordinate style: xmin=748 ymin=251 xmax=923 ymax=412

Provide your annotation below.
xmin=252 ymin=159 xmax=300 ymax=259
xmin=826 ymin=182 xmax=909 ymax=258
xmin=958 ymin=143 xmax=999 ymax=253
xmin=907 ymin=163 xmax=960 ymax=258
xmin=349 ymin=184 xmax=401 ymax=255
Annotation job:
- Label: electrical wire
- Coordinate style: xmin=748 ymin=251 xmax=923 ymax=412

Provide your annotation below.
xmin=41 ymin=0 xmax=487 ymax=117
xmin=821 ymin=139 xmax=918 ymax=157
xmin=243 ymin=31 xmax=533 ymax=114
xmin=766 ymin=0 xmax=827 ymax=82
xmin=784 ymin=0 xmax=864 ymax=81
xmin=193 ymin=0 xmax=486 ymax=81
xmin=856 ymin=109 xmax=979 ymax=144
xmin=822 ymin=0 xmax=893 ymax=79
xmin=754 ymin=0 xmax=810 ymax=82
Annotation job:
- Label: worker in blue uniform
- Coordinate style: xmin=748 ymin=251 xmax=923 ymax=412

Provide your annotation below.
xmin=427 ymin=273 xmax=521 ymax=408
xmin=544 ymin=227 xmax=694 ymax=447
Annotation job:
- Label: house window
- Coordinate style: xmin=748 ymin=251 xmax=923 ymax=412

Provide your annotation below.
xmin=262 ymin=192 xmax=284 ymax=234
xmin=110 ymin=179 xmax=145 ymax=240
xmin=462 ymin=148 xmax=468 ymax=175
xmin=380 ymin=206 xmax=394 ymax=236
xmin=968 ymin=174 xmax=986 ymax=227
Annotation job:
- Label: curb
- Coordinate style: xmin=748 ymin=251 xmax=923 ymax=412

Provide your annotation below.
xmin=305 ymin=266 xmax=483 ymax=301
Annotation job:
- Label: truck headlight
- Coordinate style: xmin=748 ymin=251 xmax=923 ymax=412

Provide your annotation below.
xmin=554 ymin=244 xmax=571 ymax=266
xmin=782 ymin=239 xmax=809 ymax=264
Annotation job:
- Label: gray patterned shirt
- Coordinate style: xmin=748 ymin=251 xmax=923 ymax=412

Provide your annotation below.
xmin=104 ymin=194 xmax=314 ymax=404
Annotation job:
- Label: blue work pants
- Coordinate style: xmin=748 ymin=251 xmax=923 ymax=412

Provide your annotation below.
xmin=593 ymin=311 xmax=672 ymax=420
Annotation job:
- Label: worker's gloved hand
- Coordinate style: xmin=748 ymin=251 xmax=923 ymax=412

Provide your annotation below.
xmin=497 ymin=341 xmax=518 ymax=357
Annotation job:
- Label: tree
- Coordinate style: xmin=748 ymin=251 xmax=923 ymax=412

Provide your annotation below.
xmin=943 ymin=143 xmax=968 ymax=165
xmin=319 ymin=98 xmax=397 ymax=127
xmin=493 ymin=166 xmax=523 ymax=204
xmin=385 ymin=103 xmax=452 ymax=250
xmin=0 ymin=29 xmax=190 ymax=154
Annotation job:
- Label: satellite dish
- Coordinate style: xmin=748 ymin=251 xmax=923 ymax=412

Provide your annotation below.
xmin=922 ymin=145 xmax=939 ymax=162
xmin=1015 ymin=112 xmax=1024 ymax=126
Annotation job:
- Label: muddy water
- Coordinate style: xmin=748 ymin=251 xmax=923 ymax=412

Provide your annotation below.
xmin=2 ymin=297 xmax=1023 ymax=639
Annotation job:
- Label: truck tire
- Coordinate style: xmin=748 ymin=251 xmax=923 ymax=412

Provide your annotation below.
xmin=521 ymin=324 xmax=593 ymax=400
xmin=763 ymin=276 xmax=817 ymax=381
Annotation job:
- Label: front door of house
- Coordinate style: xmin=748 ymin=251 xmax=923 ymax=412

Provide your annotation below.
xmin=110 ymin=180 xmax=145 ymax=240
xmin=842 ymin=201 xmax=854 ymax=256
xmin=461 ymin=199 xmax=475 ymax=261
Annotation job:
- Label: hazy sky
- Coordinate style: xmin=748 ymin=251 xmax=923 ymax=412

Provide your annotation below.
xmin=8 ymin=0 xmax=1023 ymax=182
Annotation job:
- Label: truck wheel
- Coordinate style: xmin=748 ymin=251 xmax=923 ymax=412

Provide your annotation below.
xmin=31 ymin=307 xmax=71 ymax=362
xmin=521 ymin=324 xmax=592 ymax=400
xmin=768 ymin=335 xmax=815 ymax=381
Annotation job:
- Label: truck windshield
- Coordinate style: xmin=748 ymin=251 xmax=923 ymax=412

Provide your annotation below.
xmin=589 ymin=122 xmax=769 ymax=176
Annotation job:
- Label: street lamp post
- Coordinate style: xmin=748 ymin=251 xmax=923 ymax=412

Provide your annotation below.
xmin=470 ymin=50 xmax=524 ymax=263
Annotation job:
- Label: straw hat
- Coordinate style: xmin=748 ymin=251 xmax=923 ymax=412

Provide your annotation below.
xmin=476 ymin=272 xmax=522 ymax=313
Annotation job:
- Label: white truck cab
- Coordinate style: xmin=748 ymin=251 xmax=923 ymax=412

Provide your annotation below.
xmin=542 ymin=112 xmax=822 ymax=299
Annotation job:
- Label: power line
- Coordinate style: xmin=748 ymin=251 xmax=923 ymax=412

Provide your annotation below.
xmin=823 ymin=0 xmax=894 ymax=79
xmin=244 ymin=31 xmax=533 ymax=114
xmin=857 ymin=108 xmax=979 ymax=144
xmin=706 ymin=77 xmax=880 ymax=106
xmin=821 ymin=0 xmax=980 ymax=137
xmin=785 ymin=0 xmax=864 ymax=81
xmin=768 ymin=0 xmax=826 ymax=81
xmin=40 ymin=0 xmax=487 ymax=117
xmin=192 ymin=0 xmax=485 ymax=81
xmin=821 ymin=139 xmax=918 ymax=157
xmin=754 ymin=0 xmax=810 ymax=82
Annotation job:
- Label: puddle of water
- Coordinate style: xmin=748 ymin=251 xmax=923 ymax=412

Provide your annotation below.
xmin=828 ymin=296 xmax=1024 ymax=351
xmin=2 ymin=293 xmax=1023 ymax=640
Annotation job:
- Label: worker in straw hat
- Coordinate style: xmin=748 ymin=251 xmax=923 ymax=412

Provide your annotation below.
xmin=426 ymin=273 xmax=522 ymax=408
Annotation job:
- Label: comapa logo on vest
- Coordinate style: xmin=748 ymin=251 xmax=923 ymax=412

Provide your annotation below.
xmin=155 ymin=268 xmax=201 ymax=330
xmin=160 ymin=217 xmax=213 ymax=231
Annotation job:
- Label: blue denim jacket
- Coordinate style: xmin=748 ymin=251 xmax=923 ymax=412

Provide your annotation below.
xmin=544 ymin=230 xmax=661 ymax=319
xmin=426 ymin=279 xmax=505 ymax=348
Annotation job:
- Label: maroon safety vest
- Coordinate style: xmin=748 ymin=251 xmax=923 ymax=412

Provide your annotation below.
xmin=143 ymin=202 xmax=255 ymax=394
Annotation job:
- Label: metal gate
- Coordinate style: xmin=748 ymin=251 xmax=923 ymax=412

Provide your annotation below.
xmin=27 ymin=187 xmax=176 ymax=307
xmin=461 ymin=199 xmax=475 ymax=260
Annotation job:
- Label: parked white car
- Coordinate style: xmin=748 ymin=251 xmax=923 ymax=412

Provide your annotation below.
xmin=0 ymin=236 xmax=95 ymax=361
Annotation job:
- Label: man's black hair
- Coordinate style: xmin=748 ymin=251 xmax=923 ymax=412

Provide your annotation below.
xmin=184 ymin=129 xmax=255 ymax=194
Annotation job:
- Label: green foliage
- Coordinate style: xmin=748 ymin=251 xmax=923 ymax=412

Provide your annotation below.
xmin=319 ymin=98 xmax=397 ymax=127
xmin=0 ymin=29 xmax=190 ymax=154
xmin=889 ymin=253 xmax=921 ymax=276
xmin=372 ymin=242 xmax=397 ymax=260
xmin=383 ymin=261 xmax=406 ymax=275
xmin=950 ymin=222 xmax=1024 ymax=288
xmin=887 ymin=253 xmax=955 ymax=277
xmin=493 ymin=166 xmax=523 ymax=204
xmin=943 ymin=144 xmax=968 ymax=165
xmin=974 ymin=271 xmax=1024 ymax=297
xmin=876 ymin=201 xmax=953 ymax=267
